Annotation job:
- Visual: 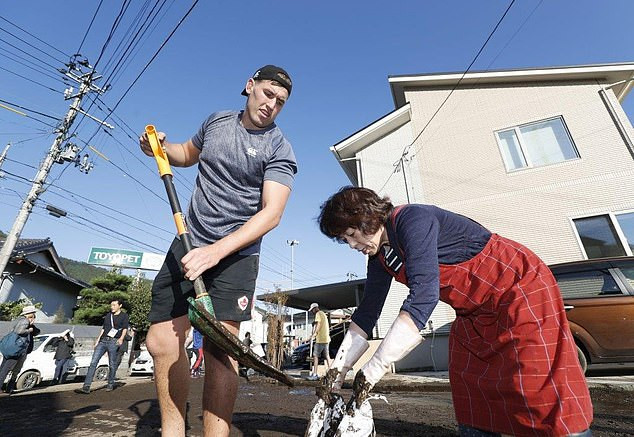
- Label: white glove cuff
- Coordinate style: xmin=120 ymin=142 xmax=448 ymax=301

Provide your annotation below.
xmin=332 ymin=329 xmax=369 ymax=372
xmin=361 ymin=314 xmax=423 ymax=386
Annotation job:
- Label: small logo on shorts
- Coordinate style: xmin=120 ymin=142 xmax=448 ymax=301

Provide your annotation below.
xmin=238 ymin=295 xmax=249 ymax=311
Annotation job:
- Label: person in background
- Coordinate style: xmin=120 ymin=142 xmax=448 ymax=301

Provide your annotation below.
xmin=0 ymin=305 xmax=40 ymax=394
xmin=50 ymin=329 xmax=75 ymax=385
xmin=75 ymin=299 xmax=129 ymax=394
xmin=242 ymin=332 xmax=253 ymax=349
xmin=308 ymin=303 xmax=331 ymax=381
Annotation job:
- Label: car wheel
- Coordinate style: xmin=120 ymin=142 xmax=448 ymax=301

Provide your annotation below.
xmin=16 ymin=370 xmax=40 ymax=391
xmin=576 ymin=344 xmax=588 ymax=374
xmin=95 ymin=366 xmax=109 ymax=381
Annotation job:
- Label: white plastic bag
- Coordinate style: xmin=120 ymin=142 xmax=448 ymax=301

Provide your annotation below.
xmin=306 ymin=394 xmax=385 ymax=437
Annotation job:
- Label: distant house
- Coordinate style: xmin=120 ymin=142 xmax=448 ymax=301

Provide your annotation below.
xmin=0 ymin=238 xmax=89 ymax=323
xmin=329 ymin=62 xmax=634 ymax=370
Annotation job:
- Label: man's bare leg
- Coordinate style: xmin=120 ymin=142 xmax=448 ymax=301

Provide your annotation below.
xmin=146 ymin=315 xmax=191 ymax=437
xmin=202 ymin=320 xmax=240 ymax=437
xmin=312 ymin=354 xmax=319 ymax=377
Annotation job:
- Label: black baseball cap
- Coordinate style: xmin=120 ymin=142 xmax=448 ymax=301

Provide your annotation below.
xmin=241 ymin=65 xmax=292 ymax=97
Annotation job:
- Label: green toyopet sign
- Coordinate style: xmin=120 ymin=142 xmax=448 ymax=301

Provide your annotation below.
xmin=88 ymin=247 xmax=144 ymax=268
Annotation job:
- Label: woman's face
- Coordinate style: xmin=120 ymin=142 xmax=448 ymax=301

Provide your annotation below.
xmin=341 ymin=226 xmax=385 ymax=256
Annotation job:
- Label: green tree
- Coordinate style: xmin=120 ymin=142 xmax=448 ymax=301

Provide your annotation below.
xmin=127 ymin=278 xmax=152 ymax=341
xmin=72 ymin=271 xmax=132 ymax=325
xmin=0 ymin=299 xmax=43 ymax=321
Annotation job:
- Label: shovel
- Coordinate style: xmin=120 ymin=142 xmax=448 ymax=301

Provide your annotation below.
xmin=145 ymin=124 xmax=294 ymax=387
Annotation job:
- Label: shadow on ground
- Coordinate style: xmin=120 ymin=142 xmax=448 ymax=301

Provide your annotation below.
xmin=0 ymin=392 xmax=100 ymax=435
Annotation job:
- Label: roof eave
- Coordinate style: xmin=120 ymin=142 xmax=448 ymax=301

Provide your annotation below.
xmin=389 ymin=62 xmax=634 ymax=107
xmin=330 ymin=104 xmax=412 ymax=184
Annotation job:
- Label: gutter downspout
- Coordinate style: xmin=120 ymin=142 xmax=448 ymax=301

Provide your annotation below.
xmin=599 ymin=85 xmax=634 ymax=160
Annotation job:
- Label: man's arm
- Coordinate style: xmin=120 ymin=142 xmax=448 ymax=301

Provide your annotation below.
xmin=95 ymin=329 xmax=104 ymax=346
xmin=181 ymin=180 xmax=291 ymax=280
xmin=311 ymin=320 xmax=321 ymax=340
xmin=139 ymin=132 xmax=201 ymax=167
xmin=117 ymin=328 xmax=128 ymax=346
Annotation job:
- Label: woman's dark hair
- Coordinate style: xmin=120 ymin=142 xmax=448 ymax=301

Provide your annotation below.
xmin=318 ymin=186 xmax=393 ymax=243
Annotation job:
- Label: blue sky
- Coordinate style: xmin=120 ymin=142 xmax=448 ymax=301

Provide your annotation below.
xmin=1 ymin=0 xmax=633 ymax=297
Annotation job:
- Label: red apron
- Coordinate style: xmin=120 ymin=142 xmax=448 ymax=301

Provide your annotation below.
xmin=380 ymin=217 xmax=593 ymax=436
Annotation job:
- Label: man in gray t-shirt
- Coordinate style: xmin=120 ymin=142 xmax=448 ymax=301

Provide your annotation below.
xmin=139 ymin=65 xmax=296 ymax=436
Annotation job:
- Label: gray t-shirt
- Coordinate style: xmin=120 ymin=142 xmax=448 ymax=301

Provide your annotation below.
xmin=187 ymin=111 xmax=297 ymax=255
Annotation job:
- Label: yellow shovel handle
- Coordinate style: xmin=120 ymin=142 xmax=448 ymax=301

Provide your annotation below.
xmin=145 ymin=124 xmax=172 ymax=177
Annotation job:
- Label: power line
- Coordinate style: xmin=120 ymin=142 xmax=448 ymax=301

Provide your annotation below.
xmin=0 ymin=35 xmax=63 ymax=71
xmin=92 ymin=0 xmax=133 ymax=71
xmin=377 ymin=0 xmax=517 ymax=194
xmin=98 ymin=0 xmax=200 ymax=120
xmin=66 ymin=213 xmax=164 ymax=253
xmin=3 ymin=168 xmax=172 ymax=234
xmin=0 ymin=15 xmax=71 ymax=59
xmin=101 ymin=0 xmax=164 ymax=84
xmin=76 ymin=0 xmax=105 ymax=55
xmin=3 ymin=157 xmax=38 ymax=170
xmin=0 ymin=45 xmax=68 ymax=85
xmin=93 ymin=95 xmax=195 ymax=192
xmin=0 ymin=64 xmax=62 ymax=95
xmin=0 ymin=97 xmax=59 ymax=128
xmin=54 ymin=0 xmax=199 ymax=185
xmin=0 ymin=25 xmax=65 ymax=65
xmin=0 ymin=97 xmax=60 ymax=121
xmin=36 ymin=190 xmax=173 ymax=244
xmin=70 ymin=134 xmax=170 ymax=205
xmin=105 ymin=0 xmax=177 ymax=89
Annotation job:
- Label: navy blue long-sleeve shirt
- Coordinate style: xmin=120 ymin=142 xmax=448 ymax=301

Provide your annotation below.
xmin=351 ymin=204 xmax=491 ymax=336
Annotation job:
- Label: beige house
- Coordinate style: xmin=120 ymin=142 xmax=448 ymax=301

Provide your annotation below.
xmin=331 ymin=62 xmax=634 ymax=370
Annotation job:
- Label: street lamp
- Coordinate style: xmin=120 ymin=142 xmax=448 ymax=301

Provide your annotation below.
xmin=286 ymin=239 xmax=299 ymax=339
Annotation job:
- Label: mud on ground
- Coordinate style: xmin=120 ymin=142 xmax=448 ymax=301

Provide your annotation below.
xmin=0 ymin=377 xmax=631 ymax=436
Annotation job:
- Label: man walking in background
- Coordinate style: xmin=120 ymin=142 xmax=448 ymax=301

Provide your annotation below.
xmin=75 ymin=299 xmax=129 ymax=394
xmin=308 ymin=302 xmax=331 ymax=380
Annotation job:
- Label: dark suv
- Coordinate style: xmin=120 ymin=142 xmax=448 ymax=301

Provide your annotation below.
xmin=550 ymin=256 xmax=634 ymax=373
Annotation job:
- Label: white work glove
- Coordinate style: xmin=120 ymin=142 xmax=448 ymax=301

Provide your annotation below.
xmin=360 ymin=312 xmax=423 ymax=387
xmin=330 ymin=325 xmax=369 ymax=391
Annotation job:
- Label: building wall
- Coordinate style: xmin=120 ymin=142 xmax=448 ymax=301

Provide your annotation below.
xmin=403 ymin=80 xmax=634 ymax=264
xmin=0 ymin=268 xmax=78 ymax=323
xmin=354 ymin=80 xmax=634 ymax=370
xmin=358 ymin=117 xmax=457 ymax=338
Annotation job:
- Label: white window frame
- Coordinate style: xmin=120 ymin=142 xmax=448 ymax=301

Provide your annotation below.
xmin=570 ymin=209 xmax=634 ymax=259
xmin=494 ymin=116 xmax=580 ymax=172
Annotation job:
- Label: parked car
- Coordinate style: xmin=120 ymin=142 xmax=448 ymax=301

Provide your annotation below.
xmin=130 ymin=349 xmax=153 ymax=375
xmin=2 ymin=332 xmax=109 ymax=391
xmin=289 ymin=320 xmax=354 ymax=369
xmin=550 ymin=256 xmax=634 ymax=373
xmin=130 ymin=346 xmax=211 ymax=376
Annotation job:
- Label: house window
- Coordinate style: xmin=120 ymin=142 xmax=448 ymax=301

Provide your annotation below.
xmin=496 ymin=117 xmax=579 ymax=171
xmin=573 ymin=212 xmax=634 ymax=259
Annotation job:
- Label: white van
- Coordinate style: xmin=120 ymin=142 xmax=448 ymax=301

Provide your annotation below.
xmin=2 ymin=332 xmax=109 ymax=391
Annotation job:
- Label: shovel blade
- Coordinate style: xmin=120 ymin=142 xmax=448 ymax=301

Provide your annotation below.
xmin=188 ymin=296 xmax=294 ymax=387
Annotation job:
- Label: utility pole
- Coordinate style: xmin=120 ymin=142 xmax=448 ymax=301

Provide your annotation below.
xmin=0 ymin=143 xmax=11 ymax=172
xmin=286 ymin=239 xmax=299 ymax=339
xmin=0 ymin=60 xmax=108 ymax=275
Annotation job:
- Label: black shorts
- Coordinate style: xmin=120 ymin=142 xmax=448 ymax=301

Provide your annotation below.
xmin=149 ymin=237 xmax=259 ymax=323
